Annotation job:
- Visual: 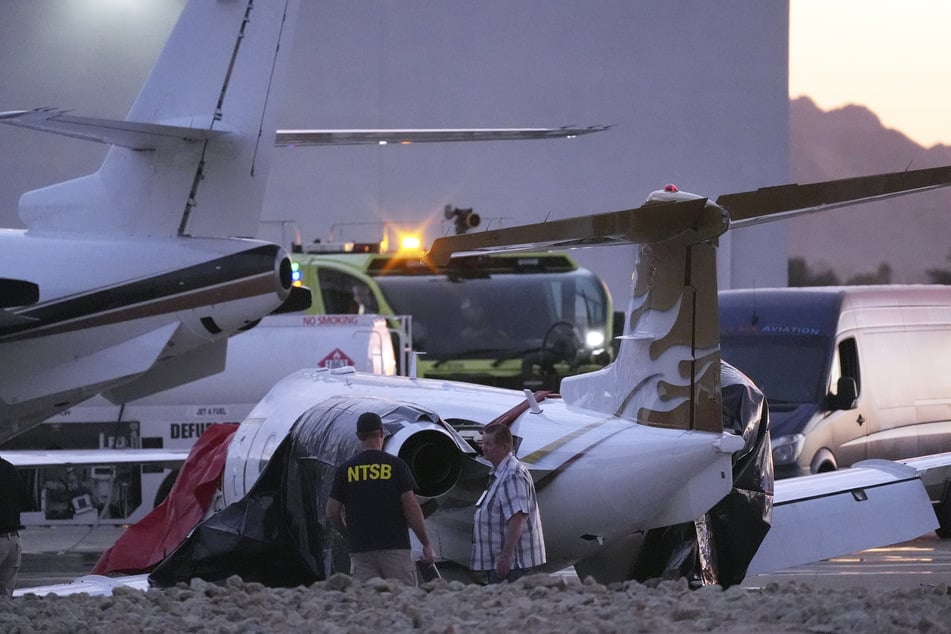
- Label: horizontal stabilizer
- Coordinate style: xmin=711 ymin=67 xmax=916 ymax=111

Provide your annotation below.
xmin=0 ymin=108 xmax=222 ymax=150
xmin=426 ymin=198 xmax=713 ymax=265
xmin=275 ymin=125 xmax=611 ymax=147
xmin=721 ymin=165 xmax=951 ymax=228
xmin=747 ymin=460 xmax=938 ymax=575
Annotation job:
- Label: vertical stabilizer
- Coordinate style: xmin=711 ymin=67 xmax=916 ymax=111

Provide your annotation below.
xmin=426 ymin=190 xmax=730 ymax=432
xmin=559 ymin=235 xmax=723 ymax=431
xmin=19 ymin=0 xmax=299 ymax=239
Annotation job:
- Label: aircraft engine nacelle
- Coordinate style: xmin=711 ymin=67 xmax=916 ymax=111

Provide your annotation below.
xmin=385 ymin=421 xmax=466 ymax=500
xmin=279 ymin=396 xmax=473 ymax=507
xmin=181 ymin=242 xmax=296 ymax=338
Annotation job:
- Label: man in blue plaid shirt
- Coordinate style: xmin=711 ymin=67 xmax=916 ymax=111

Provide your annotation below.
xmin=470 ymin=424 xmax=546 ymax=583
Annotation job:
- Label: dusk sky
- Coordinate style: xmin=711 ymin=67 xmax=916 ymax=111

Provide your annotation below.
xmin=790 ymin=0 xmax=951 ymax=147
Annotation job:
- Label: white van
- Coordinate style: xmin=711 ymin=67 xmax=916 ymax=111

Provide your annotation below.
xmin=719 ymin=285 xmax=951 ymax=533
xmin=720 ymin=285 xmax=951 ymax=478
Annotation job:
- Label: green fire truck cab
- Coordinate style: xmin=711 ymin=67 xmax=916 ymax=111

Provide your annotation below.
xmin=294 ymin=247 xmax=613 ymax=391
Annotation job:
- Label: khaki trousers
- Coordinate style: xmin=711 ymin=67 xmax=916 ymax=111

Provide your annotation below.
xmin=349 ymin=548 xmax=417 ymax=586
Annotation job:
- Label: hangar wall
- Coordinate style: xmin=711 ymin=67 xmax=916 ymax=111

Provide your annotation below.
xmin=0 ymin=1 xmax=789 ymax=300
xmin=270 ymin=2 xmax=790 ymax=298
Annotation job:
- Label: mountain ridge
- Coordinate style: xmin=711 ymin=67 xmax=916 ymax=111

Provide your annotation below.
xmin=788 ymin=96 xmax=951 ymax=283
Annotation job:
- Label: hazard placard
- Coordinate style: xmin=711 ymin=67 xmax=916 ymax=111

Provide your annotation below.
xmin=319 ymin=348 xmax=355 ymax=369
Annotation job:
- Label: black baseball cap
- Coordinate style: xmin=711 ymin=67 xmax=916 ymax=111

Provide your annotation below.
xmin=356 ymin=412 xmax=383 ymax=433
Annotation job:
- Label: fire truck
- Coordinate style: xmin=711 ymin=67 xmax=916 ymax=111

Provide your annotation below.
xmin=293 ymin=242 xmax=613 ymax=391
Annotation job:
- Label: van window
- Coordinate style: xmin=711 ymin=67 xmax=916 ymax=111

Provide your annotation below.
xmin=829 ymin=337 xmax=861 ymax=397
xmin=719 ymin=334 xmax=828 ymax=406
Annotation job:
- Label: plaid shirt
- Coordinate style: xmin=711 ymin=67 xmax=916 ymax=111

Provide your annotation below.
xmin=470 ymin=453 xmax=546 ymax=572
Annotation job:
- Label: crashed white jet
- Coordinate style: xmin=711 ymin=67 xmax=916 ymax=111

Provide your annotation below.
xmin=126 ymin=165 xmax=951 ymax=591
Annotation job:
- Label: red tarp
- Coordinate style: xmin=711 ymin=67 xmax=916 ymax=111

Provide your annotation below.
xmin=92 ymin=423 xmax=238 ymax=574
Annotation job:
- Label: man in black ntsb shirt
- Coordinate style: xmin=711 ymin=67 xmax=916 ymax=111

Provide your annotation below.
xmin=327 ymin=412 xmax=435 ymax=585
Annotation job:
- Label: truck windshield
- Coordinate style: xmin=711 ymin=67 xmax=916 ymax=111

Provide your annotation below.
xmin=719 ymin=335 xmax=829 ymax=406
xmin=375 ymin=270 xmax=609 ymax=361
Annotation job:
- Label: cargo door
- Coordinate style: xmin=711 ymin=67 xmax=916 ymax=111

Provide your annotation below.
xmin=853 ymin=330 xmax=921 ymax=461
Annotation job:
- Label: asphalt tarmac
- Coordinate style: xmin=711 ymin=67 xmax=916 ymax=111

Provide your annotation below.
xmin=744 ymin=531 xmax=951 ymax=591
xmin=14 ymin=525 xmax=951 ymax=593
xmin=16 ymin=525 xmax=126 ymax=589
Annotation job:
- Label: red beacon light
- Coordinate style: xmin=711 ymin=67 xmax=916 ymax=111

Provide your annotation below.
xmin=664 ymin=184 xmax=679 ymax=192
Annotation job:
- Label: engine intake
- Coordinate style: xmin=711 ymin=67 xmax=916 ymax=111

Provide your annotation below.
xmin=394 ymin=428 xmax=464 ymax=499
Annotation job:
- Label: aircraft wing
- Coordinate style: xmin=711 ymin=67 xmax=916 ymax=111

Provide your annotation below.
xmin=274 ymin=125 xmax=611 ymax=147
xmin=746 ymin=456 xmax=951 ymax=575
xmin=0 ymin=322 xmax=182 ymax=442
xmin=425 ymin=197 xmax=715 ymax=265
xmin=13 ymin=574 xmax=151 ymax=598
xmin=899 ymin=452 xmax=951 ymax=494
xmin=3 ymin=448 xmax=189 ymax=469
xmin=1 ymin=110 xmax=609 ymax=149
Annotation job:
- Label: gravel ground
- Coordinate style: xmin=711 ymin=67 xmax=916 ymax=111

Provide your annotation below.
xmin=5 ymin=573 xmax=951 ymax=633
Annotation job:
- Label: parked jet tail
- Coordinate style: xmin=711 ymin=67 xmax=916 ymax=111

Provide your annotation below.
xmin=0 ymin=1 xmax=304 ymax=437
xmin=427 ymin=165 xmax=951 ymax=432
xmin=16 ymin=0 xmax=298 ymax=240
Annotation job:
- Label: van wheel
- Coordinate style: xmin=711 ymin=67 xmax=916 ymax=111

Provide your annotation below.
xmin=811 ymin=449 xmax=837 ymax=474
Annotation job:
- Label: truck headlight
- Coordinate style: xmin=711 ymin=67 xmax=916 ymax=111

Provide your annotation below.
xmin=585 ymin=330 xmax=605 ymax=348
